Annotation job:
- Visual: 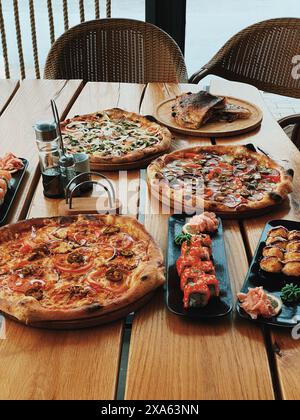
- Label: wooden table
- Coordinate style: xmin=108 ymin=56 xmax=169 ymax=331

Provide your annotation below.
xmin=0 ymin=79 xmax=299 ymax=400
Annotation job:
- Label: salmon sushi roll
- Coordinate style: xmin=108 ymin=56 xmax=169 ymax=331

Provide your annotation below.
xmin=183 ymin=282 xmax=211 ymax=309
xmin=201 ymin=274 xmax=220 ymax=297
xmin=0 ymin=188 xmax=5 ymax=205
xmin=0 ymin=170 xmax=12 ymax=183
xmin=0 ymin=179 xmax=8 ymax=195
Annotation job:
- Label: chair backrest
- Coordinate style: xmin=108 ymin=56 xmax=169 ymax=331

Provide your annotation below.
xmin=194 ymin=18 xmax=300 ymax=98
xmin=44 ymin=18 xmax=188 ymax=83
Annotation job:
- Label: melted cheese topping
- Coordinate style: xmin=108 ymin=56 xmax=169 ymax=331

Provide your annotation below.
xmin=62 ymin=113 xmax=162 ymax=157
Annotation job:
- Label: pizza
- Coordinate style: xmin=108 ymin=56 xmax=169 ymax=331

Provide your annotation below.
xmin=61 ymin=108 xmax=172 ymax=165
xmin=172 ymin=91 xmax=251 ymax=129
xmin=147 ymin=145 xmax=294 ymax=215
xmin=0 ymin=215 xmax=165 ymax=325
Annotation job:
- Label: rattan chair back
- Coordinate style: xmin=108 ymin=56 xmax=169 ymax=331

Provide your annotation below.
xmin=44 ymin=18 xmax=188 ymax=83
xmin=190 ymin=18 xmax=300 ymax=98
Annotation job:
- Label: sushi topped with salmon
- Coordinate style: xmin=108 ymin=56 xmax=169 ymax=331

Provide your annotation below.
xmin=174 ymin=212 xmax=220 ymax=309
xmin=0 ymin=170 xmax=12 ymax=206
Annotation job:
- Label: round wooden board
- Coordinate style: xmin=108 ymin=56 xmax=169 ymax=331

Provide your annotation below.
xmin=90 ymin=152 xmax=167 ymax=172
xmin=155 ymin=96 xmax=263 ymax=138
xmin=147 ymin=181 xmax=284 ymax=220
xmin=2 ymin=291 xmax=155 ymax=330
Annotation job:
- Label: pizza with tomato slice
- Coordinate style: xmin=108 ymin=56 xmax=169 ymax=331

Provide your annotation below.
xmin=0 ymin=215 xmax=164 ymax=325
xmin=147 ymin=145 xmax=294 ymax=215
xmin=60 ymin=108 xmax=172 ymax=166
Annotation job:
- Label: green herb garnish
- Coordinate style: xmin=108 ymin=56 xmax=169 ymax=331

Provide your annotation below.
xmin=280 ymin=284 xmax=300 ymax=304
xmin=174 ymin=233 xmax=192 ymax=247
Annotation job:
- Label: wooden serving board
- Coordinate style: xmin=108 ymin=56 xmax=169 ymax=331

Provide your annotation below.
xmin=155 ymin=96 xmax=263 ymax=138
xmin=91 ymin=152 xmax=166 ymax=172
xmin=3 ymin=292 xmax=155 ymax=330
xmin=58 ymin=197 xmax=122 ymax=215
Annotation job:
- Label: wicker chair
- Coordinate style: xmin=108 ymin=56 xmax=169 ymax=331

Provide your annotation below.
xmin=189 ymin=18 xmax=300 ymax=148
xmin=44 ymin=18 xmax=188 ymax=84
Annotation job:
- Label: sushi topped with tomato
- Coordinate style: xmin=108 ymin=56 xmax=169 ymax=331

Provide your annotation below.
xmin=175 ymin=213 xmax=220 ymax=309
xmin=0 ymin=170 xmax=12 ymax=206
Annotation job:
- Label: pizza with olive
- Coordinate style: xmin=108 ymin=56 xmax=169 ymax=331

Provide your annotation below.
xmin=147 ymin=145 xmax=294 ymax=215
xmin=0 ymin=215 xmax=165 ymax=325
xmin=60 ymin=108 xmax=172 ymax=165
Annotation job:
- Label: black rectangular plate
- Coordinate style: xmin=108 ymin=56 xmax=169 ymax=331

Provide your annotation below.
xmin=0 ymin=158 xmax=28 ymax=226
xmin=167 ymin=215 xmax=233 ymax=319
xmin=237 ymin=220 xmax=300 ymax=328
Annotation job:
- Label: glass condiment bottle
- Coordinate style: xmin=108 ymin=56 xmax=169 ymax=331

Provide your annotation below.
xmin=35 ymin=122 xmax=64 ymax=198
xmin=59 ymin=154 xmax=77 ymax=195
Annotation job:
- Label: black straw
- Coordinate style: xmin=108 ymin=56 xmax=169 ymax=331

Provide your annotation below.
xmin=51 ymin=99 xmax=66 ymax=156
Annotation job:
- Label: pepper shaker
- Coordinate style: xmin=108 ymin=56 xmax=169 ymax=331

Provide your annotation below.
xmin=59 ymin=154 xmax=77 ymax=195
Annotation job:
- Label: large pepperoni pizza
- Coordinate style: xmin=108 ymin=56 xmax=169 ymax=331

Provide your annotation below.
xmin=0 ymin=215 xmax=165 ymax=325
xmin=147 ymin=145 xmax=294 ymax=215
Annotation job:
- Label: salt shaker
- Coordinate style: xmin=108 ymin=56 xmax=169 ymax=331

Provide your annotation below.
xmin=59 ymin=154 xmax=77 ymax=194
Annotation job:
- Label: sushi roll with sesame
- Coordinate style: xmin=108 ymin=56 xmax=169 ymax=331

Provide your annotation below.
xmin=286 ymin=241 xmax=300 ymax=253
xmin=0 ymin=170 xmax=11 ymax=206
xmin=268 ymin=226 xmax=289 ymax=239
xmin=183 ymin=282 xmax=211 ymax=309
xmin=260 ymin=256 xmax=283 ymax=273
xmin=266 ymin=236 xmax=288 ymax=250
xmin=262 ymin=246 xmax=284 ymax=260
xmin=288 ymin=230 xmax=300 ymax=242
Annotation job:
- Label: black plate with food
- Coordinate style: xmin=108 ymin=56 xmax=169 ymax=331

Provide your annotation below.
xmin=167 ymin=214 xmax=233 ymax=319
xmin=237 ymin=220 xmax=300 ymax=328
xmin=0 ymin=158 xmax=28 ymax=226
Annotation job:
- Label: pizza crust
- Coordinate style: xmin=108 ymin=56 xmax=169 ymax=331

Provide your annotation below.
xmin=147 ymin=145 xmax=294 ymax=215
xmin=61 ymin=108 xmax=172 ymax=165
xmin=0 ymin=215 xmax=165 ymax=325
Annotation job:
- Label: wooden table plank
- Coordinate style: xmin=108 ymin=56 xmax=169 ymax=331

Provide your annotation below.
xmin=0 ymin=80 xmax=83 ymax=225
xmin=125 ymin=83 xmax=274 ymax=400
xmin=11 ymin=82 xmax=145 ymax=401
xmin=212 ymin=78 xmax=300 ymax=400
xmin=0 ymin=80 xmax=19 ymax=115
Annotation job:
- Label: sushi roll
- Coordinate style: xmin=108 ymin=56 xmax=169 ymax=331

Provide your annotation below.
xmin=284 ymin=251 xmax=300 ymax=262
xmin=181 ymin=240 xmax=211 ymax=259
xmin=0 ymin=170 xmax=12 ymax=183
xmin=268 ymin=226 xmax=289 ymax=239
xmin=286 ymin=241 xmax=300 ymax=253
xmin=282 ymin=261 xmax=300 ymax=277
xmin=183 ymin=282 xmax=211 ymax=309
xmin=262 ymin=246 xmax=284 ymax=260
xmin=266 ymin=236 xmax=288 ymax=250
xmin=0 ymin=187 xmax=5 ymax=205
xmin=288 ymin=230 xmax=300 ymax=242
xmin=200 ymin=274 xmax=220 ymax=297
xmin=0 ymin=170 xmax=10 ymax=206
xmin=260 ymin=256 xmax=283 ymax=273
xmin=176 ymin=255 xmax=199 ymax=276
